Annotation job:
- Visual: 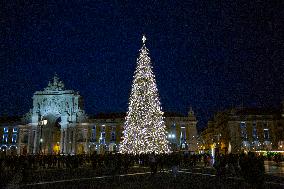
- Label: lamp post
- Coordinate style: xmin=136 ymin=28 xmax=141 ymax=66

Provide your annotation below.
xmin=39 ymin=119 xmax=47 ymax=154
xmin=168 ymin=133 xmax=176 ymax=151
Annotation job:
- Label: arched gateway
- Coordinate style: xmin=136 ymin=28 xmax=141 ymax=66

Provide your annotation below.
xmin=23 ymin=75 xmax=87 ymax=154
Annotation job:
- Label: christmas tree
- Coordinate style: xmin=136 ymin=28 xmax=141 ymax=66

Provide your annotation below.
xmin=119 ymin=35 xmax=170 ymax=154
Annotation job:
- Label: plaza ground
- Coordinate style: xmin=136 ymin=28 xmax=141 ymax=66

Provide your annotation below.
xmin=2 ymin=162 xmax=284 ymax=189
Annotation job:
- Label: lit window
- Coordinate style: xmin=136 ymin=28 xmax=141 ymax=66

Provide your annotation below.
xmin=3 ymin=127 xmax=8 ymax=133
xmin=2 ymin=134 xmax=8 ymax=143
xmin=264 ymin=129 xmax=269 ymax=140
xmin=100 ymin=132 xmax=106 ymax=144
xmin=13 ymin=127 xmax=18 ymax=133
xmin=12 ymin=134 xmax=17 ymax=143
xmin=180 ymin=127 xmax=186 ymax=144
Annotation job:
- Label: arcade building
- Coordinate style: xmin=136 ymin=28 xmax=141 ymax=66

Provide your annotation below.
xmin=0 ymin=75 xmax=198 ymax=155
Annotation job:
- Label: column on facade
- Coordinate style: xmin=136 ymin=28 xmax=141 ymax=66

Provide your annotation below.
xmin=72 ymin=128 xmax=76 ymax=154
xmin=65 ymin=128 xmax=70 ymax=154
xmin=67 ymin=127 xmax=72 ymax=154
xmin=27 ymin=128 xmax=31 ymax=154
xmin=32 ymin=127 xmax=38 ymax=154
xmin=17 ymin=128 xmax=22 ymax=155
xmin=60 ymin=127 xmax=68 ymax=154
xmin=67 ymin=127 xmax=75 ymax=154
xmin=84 ymin=128 xmax=89 ymax=154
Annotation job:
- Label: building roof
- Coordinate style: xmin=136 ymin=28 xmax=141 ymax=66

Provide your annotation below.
xmin=89 ymin=112 xmax=187 ymax=119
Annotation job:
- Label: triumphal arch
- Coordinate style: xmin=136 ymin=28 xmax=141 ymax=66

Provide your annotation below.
xmin=22 ymin=75 xmax=87 ymax=154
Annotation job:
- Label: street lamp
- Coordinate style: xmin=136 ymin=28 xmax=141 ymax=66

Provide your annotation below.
xmin=39 ymin=119 xmax=47 ymax=154
xmin=168 ymin=133 xmax=176 ymax=151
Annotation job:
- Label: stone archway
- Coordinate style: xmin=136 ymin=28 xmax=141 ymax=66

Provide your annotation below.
xmin=10 ymin=146 xmax=17 ymax=156
xmin=25 ymin=74 xmax=87 ymax=155
xmin=0 ymin=146 xmax=7 ymax=157
xmin=41 ymin=114 xmax=61 ymax=154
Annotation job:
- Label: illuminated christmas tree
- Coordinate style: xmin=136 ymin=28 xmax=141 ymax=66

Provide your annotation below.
xmin=119 ymin=35 xmax=170 ymax=154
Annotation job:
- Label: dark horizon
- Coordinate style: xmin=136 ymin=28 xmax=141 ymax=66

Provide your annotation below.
xmin=1 ymin=1 xmax=283 ymax=129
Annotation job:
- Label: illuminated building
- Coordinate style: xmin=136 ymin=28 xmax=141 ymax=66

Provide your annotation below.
xmin=0 ymin=75 xmax=198 ymax=155
xmin=201 ymin=105 xmax=284 ymax=154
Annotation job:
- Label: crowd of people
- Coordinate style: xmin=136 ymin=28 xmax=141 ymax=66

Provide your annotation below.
xmin=0 ymin=151 xmax=282 ymax=186
xmin=1 ymin=152 xmax=276 ymax=174
xmin=0 ymin=152 xmax=187 ymax=173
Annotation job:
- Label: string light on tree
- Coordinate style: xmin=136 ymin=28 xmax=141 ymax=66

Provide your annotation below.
xmin=119 ymin=35 xmax=171 ymax=154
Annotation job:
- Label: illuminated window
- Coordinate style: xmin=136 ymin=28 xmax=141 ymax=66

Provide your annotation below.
xmin=3 ymin=127 xmax=8 ymax=133
xmin=264 ymin=129 xmax=269 ymax=140
xmin=13 ymin=127 xmax=18 ymax=133
xmin=2 ymin=134 xmax=8 ymax=143
xmin=100 ymin=132 xmax=106 ymax=144
xmin=12 ymin=134 xmax=17 ymax=143
xmin=180 ymin=126 xmax=186 ymax=144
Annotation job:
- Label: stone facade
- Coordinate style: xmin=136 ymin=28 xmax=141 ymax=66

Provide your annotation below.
xmin=0 ymin=75 xmax=198 ymax=155
xmin=201 ymin=105 xmax=284 ymax=154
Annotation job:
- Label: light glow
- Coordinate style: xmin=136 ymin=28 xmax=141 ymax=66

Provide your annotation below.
xmin=119 ymin=35 xmax=170 ymax=154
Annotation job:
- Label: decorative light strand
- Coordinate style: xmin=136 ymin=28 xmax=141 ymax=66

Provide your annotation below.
xmin=119 ymin=35 xmax=171 ymax=155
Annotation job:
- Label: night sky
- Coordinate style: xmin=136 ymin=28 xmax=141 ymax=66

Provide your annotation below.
xmin=1 ymin=1 xmax=283 ymax=129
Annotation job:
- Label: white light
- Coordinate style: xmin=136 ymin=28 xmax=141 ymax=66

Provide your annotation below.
xmin=119 ymin=35 xmax=171 ymax=155
xmin=40 ymin=138 xmax=43 ymax=142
